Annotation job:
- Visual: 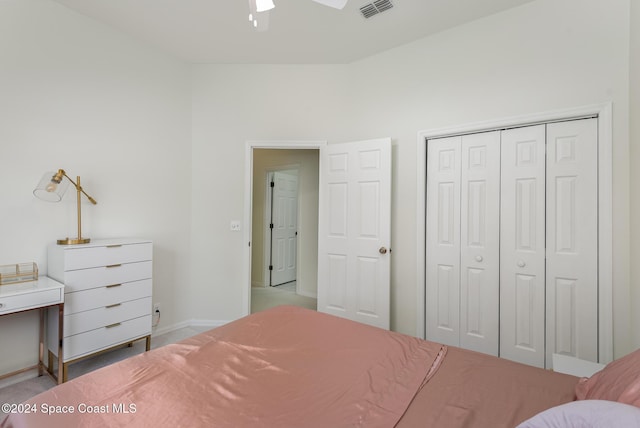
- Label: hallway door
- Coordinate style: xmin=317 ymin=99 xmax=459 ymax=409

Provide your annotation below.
xmin=270 ymin=170 xmax=298 ymax=286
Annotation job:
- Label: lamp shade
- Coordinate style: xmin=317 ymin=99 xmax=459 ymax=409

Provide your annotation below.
xmin=33 ymin=171 xmax=70 ymax=202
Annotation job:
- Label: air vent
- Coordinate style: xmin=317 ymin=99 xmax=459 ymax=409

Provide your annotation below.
xmin=359 ymin=0 xmax=393 ymax=19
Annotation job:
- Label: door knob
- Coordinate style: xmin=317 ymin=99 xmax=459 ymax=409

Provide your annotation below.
xmin=475 ymin=255 xmax=483 ymax=262
xmin=379 ymin=247 xmax=388 ymax=254
xmin=517 ymin=260 xmax=526 ymax=268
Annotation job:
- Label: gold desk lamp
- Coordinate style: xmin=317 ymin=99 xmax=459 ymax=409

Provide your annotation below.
xmin=34 ymin=169 xmax=97 ymax=245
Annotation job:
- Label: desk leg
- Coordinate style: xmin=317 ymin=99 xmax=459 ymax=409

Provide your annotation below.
xmin=38 ymin=308 xmax=45 ymax=377
xmin=58 ymin=303 xmax=64 ymax=384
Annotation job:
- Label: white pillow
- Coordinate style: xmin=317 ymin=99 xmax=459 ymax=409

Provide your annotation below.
xmin=517 ymin=400 xmax=640 ymax=428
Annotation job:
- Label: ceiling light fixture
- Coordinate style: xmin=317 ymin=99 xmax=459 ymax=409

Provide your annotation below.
xmin=256 ymin=0 xmax=275 ymax=12
xmin=248 ymin=0 xmax=270 ymax=31
xmin=248 ymin=0 xmax=348 ymax=31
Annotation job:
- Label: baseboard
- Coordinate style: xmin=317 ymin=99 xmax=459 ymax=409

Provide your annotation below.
xmin=297 ymin=290 xmax=317 ymax=299
xmin=151 ymin=319 xmax=192 ymax=337
xmin=151 ymin=319 xmax=230 ymax=337
xmin=0 ymin=368 xmax=41 ymax=390
xmin=188 ymin=318 xmax=230 ymax=329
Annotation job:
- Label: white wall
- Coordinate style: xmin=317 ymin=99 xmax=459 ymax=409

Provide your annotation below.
xmin=0 ymin=0 xmax=191 ymax=379
xmin=190 ymin=65 xmax=351 ymax=321
xmin=345 ymin=0 xmax=632 ymax=350
xmin=1 ymin=0 xmax=637 ymax=384
xmin=190 ymin=0 xmax=634 ymax=356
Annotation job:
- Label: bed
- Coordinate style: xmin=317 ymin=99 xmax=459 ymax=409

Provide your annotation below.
xmin=2 ymin=305 xmax=639 ymax=428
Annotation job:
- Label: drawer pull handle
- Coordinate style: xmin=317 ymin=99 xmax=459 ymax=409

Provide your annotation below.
xmin=106 ymin=245 xmax=122 ymax=248
xmin=106 ymin=264 xmax=122 ymax=268
xmin=106 ymin=284 xmax=122 ymax=288
xmin=0 ymin=303 xmax=5 ymax=309
xmin=105 ymin=303 xmax=121 ymax=309
xmin=106 ymin=322 xmax=121 ymax=329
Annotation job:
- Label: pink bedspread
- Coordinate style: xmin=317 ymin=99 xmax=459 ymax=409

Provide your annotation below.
xmin=2 ymin=306 xmax=446 ymax=428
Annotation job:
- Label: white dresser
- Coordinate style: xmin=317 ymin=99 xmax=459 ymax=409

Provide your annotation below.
xmin=47 ymin=238 xmax=152 ymax=382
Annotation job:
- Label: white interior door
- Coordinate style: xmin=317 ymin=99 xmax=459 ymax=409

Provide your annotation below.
xmin=425 ymin=132 xmax=500 ymax=355
xmin=545 ymin=118 xmax=598 ymax=367
xmin=317 ymin=138 xmax=391 ymax=329
xmin=425 ymin=136 xmax=461 ymax=346
xmin=459 ymin=131 xmax=501 ymax=356
xmin=270 ymin=170 xmax=298 ymax=286
xmin=500 ymin=124 xmax=547 ymax=368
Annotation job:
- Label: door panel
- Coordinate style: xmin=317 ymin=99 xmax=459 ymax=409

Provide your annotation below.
xmin=460 ymin=131 xmax=500 ymax=356
xmin=426 ymin=136 xmax=461 ymax=346
xmin=500 ymin=125 xmax=546 ymax=368
xmin=270 ymin=171 xmax=298 ymax=286
xmin=318 ymin=138 xmax=391 ymax=329
xmin=545 ymin=118 xmax=598 ymax=367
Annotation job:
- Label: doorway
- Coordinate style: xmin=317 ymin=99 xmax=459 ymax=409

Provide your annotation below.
xmin=244 ymin=143 xmax=325 ymax=315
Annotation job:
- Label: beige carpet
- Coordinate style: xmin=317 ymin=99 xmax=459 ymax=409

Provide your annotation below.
xmin=251 ymin=285 xmax=317 ymax=313
xmin=0 ymin=326 xmax=208 ymax=418
xmin=1 ymin=289 xmax=316 ymax=418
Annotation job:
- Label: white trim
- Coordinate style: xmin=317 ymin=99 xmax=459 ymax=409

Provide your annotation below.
xmin=152 ymin=319 xmax=230 ymax=337
xmin=297 ymin=289 xmax=318 ymax=299
xmin=416 ymin=102 xmax=614 ymax=364
xmin=243 ymin=140 xmax=327 ymax=317
xmin=0 ymin=370 xmax=40 ymax=390
xmin=264 ymin=171 xmax=274 ymax=287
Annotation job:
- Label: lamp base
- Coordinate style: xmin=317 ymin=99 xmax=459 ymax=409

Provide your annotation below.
xmin=57 ymin=237 xmax=91 ymax=245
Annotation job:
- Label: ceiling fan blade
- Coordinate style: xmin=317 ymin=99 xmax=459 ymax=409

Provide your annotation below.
xmin=310 ymin=0 xmax=348 ymax=10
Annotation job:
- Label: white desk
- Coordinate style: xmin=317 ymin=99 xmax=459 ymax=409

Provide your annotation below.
xmin=0 ymin=277 xmax=64 ymax=384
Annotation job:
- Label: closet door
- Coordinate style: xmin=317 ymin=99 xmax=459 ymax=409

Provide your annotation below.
xmin=500 ymin=125 xmax=546 ymax=368
xmin=459 ymin=132 xmax=501 ymax=355
xmin=426 ymin=132 xmax=500 ymax=354
xmin=545 ymin=118 xmax=598 ymax=367
xmin=426 ymin=136 xmax=461 ymax=347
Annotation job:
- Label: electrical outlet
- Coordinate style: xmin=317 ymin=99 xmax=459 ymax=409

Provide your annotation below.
xmin=230 ymin=220 xmax=241 ymax=231
xmin=153 ymin=303 xmax=161 ymax=313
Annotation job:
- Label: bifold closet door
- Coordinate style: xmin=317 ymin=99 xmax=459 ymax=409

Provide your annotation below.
xmin=459 ymin=132 xmax=500 ymax=355
xmin=500 ymin=125 xmax=547 ymax=368
xmin=500 ymin=119 xmax=599 ymax=368
xmin=426 ymin=136 xmax=461 ymax=347
xmin=426 ymin=132 xmax=500 ymax=355
xmin=545 ymin=118 xmax=598 ymax=368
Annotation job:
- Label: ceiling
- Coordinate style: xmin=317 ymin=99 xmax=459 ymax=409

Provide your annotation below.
xmin=50 ymin=0 xmax=534 ymax=64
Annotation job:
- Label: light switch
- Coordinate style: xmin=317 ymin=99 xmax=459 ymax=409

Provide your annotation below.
xmin=230 ymin=220 xmax=241 ymax=231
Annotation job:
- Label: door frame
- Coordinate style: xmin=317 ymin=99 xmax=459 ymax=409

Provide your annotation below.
xmin=243 ymin=140 xmax=327 ymax=316
xmin=416 ymin=102 xmax=614 ymax=363
xmin=264 ymin=167 xmax=300 ymax=288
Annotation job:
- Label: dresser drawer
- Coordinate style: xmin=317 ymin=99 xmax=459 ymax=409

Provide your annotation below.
xmin=59 ymin=242 xmax=152 ymax=271
xmin=65 ymin=279 xmax=152 ymax=314
xmin=64 ymin=297 xmax=151 ymax=337
xmin=61 ymin=261 xmax=152 ymax=293
xmin=65 ymin=314 xmax=152 ymax=361
xmin=0 ymin=288 xmax=62 ymax=315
